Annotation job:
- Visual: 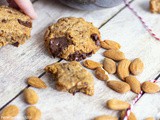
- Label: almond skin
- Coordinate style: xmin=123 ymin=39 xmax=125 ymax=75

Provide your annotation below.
xmin=24 ymin=88 xmax=39 ymax=105
xmin=100 ymin=40 xmax=121 ymax=50
xmin=103 ymin=58 xmax=116 ymax=74
xmin=107 ymin=80 xmax=130 ymax=93
xmin=121 ymin=111 xmax=137 ymax=120
xmin=26 ymin=106 xmax=41 ymax=120
xmin=141 ymin=81 xmax=160 ymax=93
xmin=129 ymin=58 xmax=144 ymax=75
xmin=106 ymin=99 xmax=130 ymax=110
xmin=95 ymin=67 xmax=109 ymax=81
xmin=117 ymin=59 xmax=131 ymax=81
xmin=125 ymin=76 xmax=141 ymax=94
xmin=103 ymin=50 xmax=125 ymax=61
xmin=94 ymin=115 xmax=118 ymax=120
xmin=83 ymin=60 xmax=102 ymax=70
xmin=0 ymin=105 xmax=19 ymax=120
xmin=27 ymin=77 xmax=47 ymax=89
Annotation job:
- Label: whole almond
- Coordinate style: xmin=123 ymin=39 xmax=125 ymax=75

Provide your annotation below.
xmin=106 ymin=99 xmax=130 ymax=110
xmin=129 ymin=58 xmax=144 ymax=75
xmin=83 ymin=60 xmax=102 ymax=70
xmin=120 ymin=111 xmax=137 ymax=120
xmin=107 ymin=81 xmax=130 ymax=93
xmin=24 ymin=88 xmax=39 ymax=105
xmin=141 ymin=81 xmax=160 ymax=93
xmin=27 ymin=77 xmax=47 ymax=89
xmin=95 ymin=67 xmax=109 ymax=81
xmin=94 ymin=115 xmax=118 ymax=120
xmin=103 ymin=58 xmax=116 ymax=74
xmin=145 ymin=117 xmax=154 ymax=120
xmin=125 ymin=76 xmax=141 ymax=94
xmin=0 ymin=105 xmax=19 ymax=120
xmin=100 ymin=40 xmax=121 ymax=50
xmin=26 ymin=106 xmax=41 ymax=120
xmin=103 ymin=50 xmax=125 ymax=61
xmin=117 ymin=59 xmax=131 ymax=80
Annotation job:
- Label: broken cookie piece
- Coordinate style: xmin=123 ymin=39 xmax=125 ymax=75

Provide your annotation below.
xmin=45 ymin=61 xmax=94 ymax=96
xmin=150 ymin=0 xmax=160 ymax=13
xmin=0 ymin=6 xmax=32 ymax=47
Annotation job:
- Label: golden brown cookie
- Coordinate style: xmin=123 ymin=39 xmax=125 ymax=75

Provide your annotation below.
xmin=45 ymin=61 xmax=94 ymax=96
xmin=44 ymin=17 xmax=101 ymax=61
xmin=0 ymin=6 xmax=32 ymax=47
xmin=150 ymin=0 xmax=160 ymax=13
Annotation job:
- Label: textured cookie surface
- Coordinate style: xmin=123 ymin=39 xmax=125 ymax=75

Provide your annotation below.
xmin=45 ymin=61 xmax=94 ymax=96
xmin=45 ymin=17 xmax=101 ymax=61
xmin=0 ymin=6 xmax=32 ymax=47
xmin=150 ymin=0 xmax=160 ymax=13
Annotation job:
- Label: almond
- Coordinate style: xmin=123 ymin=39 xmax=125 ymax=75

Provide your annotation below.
xmin=117 ymin=59 xmax=131 ymax=81
xmin=83 ymin=60 xmax=102 ymax=70
xmin=107 ymin=80 xmax=130 ymax=93
xmin=103 ymin=58 xmax=116 ymax=74
xmin=95 ymin=67 xmax=109 ymax=81
xmin=145 ymin=117 xmax=154 ymax=120
xmin=141 ymin=81 xmax=160 ymax=93
xmin=106 ymin=99 xmax=130 ymax=110
xmin=0 ymin=105 xmax=19 ymax=120
xmin=24 ymin=88 xmax=39 ymax=105
xmin=94 ymin=115 xmax=118 ymax=120
xmin=27 ymin=77 xmax=47 ymax=89
xmin=103 ymin=50 xmax=125 ymax=61
xmin=26 ymin=106 xmax=41 ymax=120
xmin=125 ymin=76 xmax=141 ymax=94
xmin=100 ymin=40 xmax=121 ymax=50
xmin=129 ymin=58 xmax=144 ymax=75
xmin=120 ymin=111 xmax=137 ymax=120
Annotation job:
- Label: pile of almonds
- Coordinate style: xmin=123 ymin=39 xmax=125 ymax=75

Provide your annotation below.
xmin=0 ymin=77 xmax=47 ymax=120
xmin=83 ymin=40 xmax=160 ymax=120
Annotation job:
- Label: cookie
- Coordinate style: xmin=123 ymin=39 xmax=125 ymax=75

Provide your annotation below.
xmin=44 ymin=17 xmax=101 ymax=61
xmin=150 ymin=0 xmax=160 ymax=13
xmin=45 ymin=61 xmax=94 ymax=96
xmin=0 ymin=6 xmax=32 ymax=47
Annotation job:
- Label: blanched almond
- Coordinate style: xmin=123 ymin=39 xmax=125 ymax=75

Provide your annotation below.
xmin=26 ymin=106 xmax=41 ymax=120
xmin=120 ymin=111 xmax=137 ymax=120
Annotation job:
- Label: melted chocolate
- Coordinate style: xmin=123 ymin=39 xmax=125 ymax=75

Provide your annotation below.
xmin=2 ymin=19 xmax=7 ymax=23
xmin=49 ymin=37 xmax=72 ymax=57
xmin=18 ymin=19 xmax=32 ymax=28
xmin=91 ymin=33 xmax=100 ymax=46
xmin=68 ymin=51 xmax=93 ymax=61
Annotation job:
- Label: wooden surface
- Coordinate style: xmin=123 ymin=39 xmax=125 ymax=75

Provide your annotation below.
xmin=0 ymin=0 xmax=160 ymax=119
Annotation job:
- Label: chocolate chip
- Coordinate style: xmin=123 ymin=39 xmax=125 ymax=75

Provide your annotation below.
xmin=12 ymin=42 xmax=19 ymax=47
xmin=49 ymin=37 xmax=72 ymax=58
xmin=2 ymin=19 xmax=7 ymax=23
xmin=68 ymin=51 xmax=93 ymax=61
xmin=91 ymin=33 xmax=100 ymax=46
xmin=18 ymin=19 xmax=32 ymax=28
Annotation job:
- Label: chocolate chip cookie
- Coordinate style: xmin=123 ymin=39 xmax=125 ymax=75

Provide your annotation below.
xmin=0 ymin=6 xmax=32 ymax=47
xmin=44 ymin=17 xmax=101 ymax=61
xmin=45 ymin=61 xmax=94 ymax=96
